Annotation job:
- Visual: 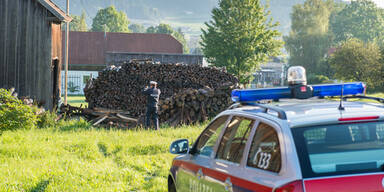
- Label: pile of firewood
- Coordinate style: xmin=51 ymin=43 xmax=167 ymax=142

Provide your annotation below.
xmin=159 ymin=84 xmax=234 ymax=126
xmin=83 ymin=60 xmax=238 ymax=126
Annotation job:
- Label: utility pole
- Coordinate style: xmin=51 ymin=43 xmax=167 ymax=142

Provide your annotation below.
xmin=64 ymin=0 xmax=69 ymax=105
xmin=104 ymin=24 xmax=107 ymax=67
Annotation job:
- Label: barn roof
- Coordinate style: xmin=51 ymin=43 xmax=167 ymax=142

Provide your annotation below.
xmin=65 ymin=31 xmax=183 ymax=66
xmin=37 ymin=0 xmax=72 ymax=22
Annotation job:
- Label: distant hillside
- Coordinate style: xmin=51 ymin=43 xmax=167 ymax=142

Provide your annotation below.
xmin=52 ymin=0 xmax=307 ymax=36
xmin=264 ymin=0 xmax=306 ymax=35
xmin=52 ymin=0 xmax=217 ymax=24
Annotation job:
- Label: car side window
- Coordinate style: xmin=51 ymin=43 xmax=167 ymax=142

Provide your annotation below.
xmin=216 ymin=116 xmax=255 ymax=163
xmin=195 ymin=115 xmax=228 ymax=157
xmin=247 ymin=122 xmax=281 ymax=173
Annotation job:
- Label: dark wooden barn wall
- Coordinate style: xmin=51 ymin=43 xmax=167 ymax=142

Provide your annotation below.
xmin=0 ymin=0 xmax=60 ymax=110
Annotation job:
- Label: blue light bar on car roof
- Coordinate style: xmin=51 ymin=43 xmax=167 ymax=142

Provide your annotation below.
xmin=231 ymin=87 xmax=291 ymax=102
xmin=231 ymin=82 xmax=365 ymax=102
xmin=312 ymin=82 xmax=365 ymax=97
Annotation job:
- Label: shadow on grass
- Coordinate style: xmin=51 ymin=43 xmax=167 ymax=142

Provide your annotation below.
xmin=127 ymin=145 xmax=167 ymax=155
xmin=97 ymin=142 xmax=109 ymax=157
xmin=143 ymin=169 xmax=162 ymax=191
xmin=28 ymin=179 xmax=50 ymax=192
xmin=97 ymin=142 xmax=122 ymax=158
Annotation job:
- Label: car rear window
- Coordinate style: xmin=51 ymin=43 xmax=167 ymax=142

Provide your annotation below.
xmin=292 ymin=121 xmax=384 ymax=178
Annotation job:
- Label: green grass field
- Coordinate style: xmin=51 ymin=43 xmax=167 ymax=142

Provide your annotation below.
xmin=4 ymin=92 xmax=383 ymax=191
xmin=370 ymin=93 xmax=384 ymax=98
xmin=329 ymin=92 xmax=384 ymax=103
xmin=64 ymin=96 xmax=87 ymax=107
xmin=0 ymin=120 xmax=206 ymax=191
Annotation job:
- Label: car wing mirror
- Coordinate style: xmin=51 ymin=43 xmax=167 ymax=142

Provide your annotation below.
xmin=169 ymin=139 xmax=189 ymax=154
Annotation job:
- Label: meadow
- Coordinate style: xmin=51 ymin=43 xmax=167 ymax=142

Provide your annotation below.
xmin=2 ymin=93 xmax=383 ymax=191
xmin=64 ymin=96 xmax=87 ymax=107
xmin=0 ymin=120 xmax=205 ymax=192
xmin=370 ymin=92 xmax=384 ymax=98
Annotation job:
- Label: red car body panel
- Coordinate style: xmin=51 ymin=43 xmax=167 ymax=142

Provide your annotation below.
xmin=304 ymin=174 xmax=384 ymax=192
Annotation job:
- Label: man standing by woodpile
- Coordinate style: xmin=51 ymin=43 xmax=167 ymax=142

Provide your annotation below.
xmin=142 ymin=81 xmax=161 ymax=130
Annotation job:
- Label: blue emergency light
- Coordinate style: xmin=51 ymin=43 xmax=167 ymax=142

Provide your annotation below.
xmin=231 ymin=82 xmax=365 ymax=103
xmin=231 ymin=87 xmax=291 ymax=102
xmin=312 ymin=82 xmax=365 ymax=97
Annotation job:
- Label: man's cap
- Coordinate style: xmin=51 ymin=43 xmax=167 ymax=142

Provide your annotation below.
xmin=150 ymin=81 xmax=157 ymax=85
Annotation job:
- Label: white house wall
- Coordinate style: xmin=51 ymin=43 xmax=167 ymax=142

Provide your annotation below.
xmin=61 ymin=71 xmax=99 ymax=95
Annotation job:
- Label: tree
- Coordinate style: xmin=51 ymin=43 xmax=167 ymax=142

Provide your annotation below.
xmin=192 ymin=47 xmax=203 ymax=55
xmin=91 ymin=6 xmax=130 ymax=33
xmin=70 ymin=11 xmax=88 ymax=31
xmin=129 ymin=23 xmax=146 ymax=33
xmin=330 ymin=0 xmax=384 ymax=44
xmin=173 ymin=28 xmax=189 ymax=54
xmin=156 ymin=23 xmax=174 ymax=34
xmin=201 ymin=0 xmax=282 ymax=83
xmin=146 ymin=26 xmax=156 ymax=33
xmin=329 ymin=38 xmax=382 ymax=90
xmin=284 ymin=0 xmax=335 ymax=76
xmin=146 ymin=24 xmax=190 ymax=53
xmin=146 ymin=24 xmax=174 ymax=34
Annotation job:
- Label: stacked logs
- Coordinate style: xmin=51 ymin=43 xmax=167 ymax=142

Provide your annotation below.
xmin=84 ymin=61 xmax=238 ymax=125
xmin=159 ymin=84 xmax=234 ymax=126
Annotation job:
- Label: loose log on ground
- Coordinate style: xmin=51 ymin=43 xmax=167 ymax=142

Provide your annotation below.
xmin=60 ymin=105 xmax=139 ymax=129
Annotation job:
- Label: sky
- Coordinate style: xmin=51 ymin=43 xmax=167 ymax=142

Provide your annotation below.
xmin=374 ymin=0 xmax=384 ymax=8
xmin=344 ymin=0 xmax=384 ymax=8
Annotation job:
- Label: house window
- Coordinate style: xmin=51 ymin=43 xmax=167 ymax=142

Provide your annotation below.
xmin=83 ymin=75 xmax=91 ymax=84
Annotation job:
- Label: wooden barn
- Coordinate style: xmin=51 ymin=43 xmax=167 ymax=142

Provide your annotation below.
xmin=0 ymin=0 xmax=71 ymax=110
xmin=65 ymin=31 xmax=186 ymax=71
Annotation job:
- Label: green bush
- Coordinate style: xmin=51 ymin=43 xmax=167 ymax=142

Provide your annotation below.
xmin=0 ymin=88 xmax=19 ymax=103
xmin=37 ymin=111 xmax=58 ymax=128
xmin=307 ymin=74 xmax=332 ymax=84
xmin=0 ymin=89 xmax=37 ymax=134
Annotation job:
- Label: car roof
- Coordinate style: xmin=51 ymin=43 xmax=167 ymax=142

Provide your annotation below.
xmin=226 ymin=99 xmax=384 ymax=128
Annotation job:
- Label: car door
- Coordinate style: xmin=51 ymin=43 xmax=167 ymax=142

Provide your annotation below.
xmin=175 ymin=115 xmax=230 ymax=192
xmin=244 ymin=122 xmax=283 ymax=191
xmin=209 ymin=115 xmax=258 ymax=192
xmin=211 ymin=119 xmax=284 ymax=192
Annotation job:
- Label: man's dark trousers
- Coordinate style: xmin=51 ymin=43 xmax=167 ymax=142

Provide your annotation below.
xmin=142 ymin=86 xmax=160 ymax=130
xmin=146 ymin=106 xmax=159 ymax=130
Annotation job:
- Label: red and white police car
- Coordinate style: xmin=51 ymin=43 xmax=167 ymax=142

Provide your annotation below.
xmin=168 ymin=67 xmax=384 ymax=192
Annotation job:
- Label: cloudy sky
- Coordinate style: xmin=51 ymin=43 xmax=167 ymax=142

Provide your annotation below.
xmin=344 ymin=0 xmax=384 ymax=8
xmin=373 ymin=0 xmax=384 ymax=8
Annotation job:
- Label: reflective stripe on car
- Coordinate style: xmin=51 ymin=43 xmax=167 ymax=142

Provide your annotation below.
xmin=173 ymin=160 xmax=273 ymax=192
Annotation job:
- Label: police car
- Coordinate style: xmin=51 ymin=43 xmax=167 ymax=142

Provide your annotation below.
xmin=167 ymin=67 xmax=384 ymax=192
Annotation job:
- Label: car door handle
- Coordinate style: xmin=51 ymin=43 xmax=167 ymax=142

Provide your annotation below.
xmin=225 ymin=177 xmax=233 ymax=192
xmin=196 ymin=168 xmax=204 ymax=180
